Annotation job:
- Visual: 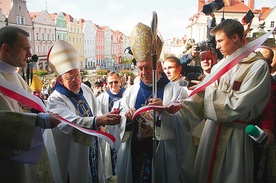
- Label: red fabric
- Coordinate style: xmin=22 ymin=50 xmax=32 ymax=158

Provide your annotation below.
xmin=207 ymin=123 xmax=222 ymax=183
xmin=260 ymin=81 xmax=276 ymax=133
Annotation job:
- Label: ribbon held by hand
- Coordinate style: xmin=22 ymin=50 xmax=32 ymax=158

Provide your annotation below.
xmin=133 ymin=27 xmax=275 ymax=117
xmin=132 ymin=100 xmax=183 ymax=120
xmin=0 ymin=77 xmax=116 ymax=146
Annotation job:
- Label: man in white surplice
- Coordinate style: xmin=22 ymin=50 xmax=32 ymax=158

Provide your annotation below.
xmin=0 ymin=26 xmax=60 ymax=182
xmin=96 ymin=71 xmax=125 ymax=181
xmin=44 ymin=40 xmax=121 ymax=183
xmin=116 ymin=22 xmax=190 ymax=183
xmin=155 ymin=19 xmax=271 ymax=183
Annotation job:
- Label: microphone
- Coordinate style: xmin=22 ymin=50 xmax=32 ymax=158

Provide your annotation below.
xmin=178 ymin=79 xmax=188 ymax=87
xmin=245 ymin=125 xmax=268 ymax=145
xmin=246 ymin=125 xmax=270 ymax=181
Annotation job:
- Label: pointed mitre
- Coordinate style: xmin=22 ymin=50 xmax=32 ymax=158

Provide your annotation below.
xmin=130 ymin=22 xmax=163 ymax=62
xmin=30 ymin=75 xmax=43 ymax=91
xmin=48 ymin=40 xmax=79 ymax=76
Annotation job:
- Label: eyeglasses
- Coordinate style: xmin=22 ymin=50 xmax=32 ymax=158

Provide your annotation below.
xmin=108 ymin=81 xmax=119 ymax=85
xmin=63 ymin=74 xmax=81 ymax=82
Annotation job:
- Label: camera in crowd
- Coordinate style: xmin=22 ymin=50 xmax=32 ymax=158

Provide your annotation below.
xmin=27 ymin=54 xmax=38 ymax=63
xmin=195 ymin=41 xmax=214 ymax=52
xmin=202 ymin=0 xmax=225 ymax=16
xmin=195 ymin=41 xmax=208 ymax=52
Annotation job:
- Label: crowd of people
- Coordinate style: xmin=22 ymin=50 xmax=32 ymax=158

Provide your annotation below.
xmin=0 ymin=17 xmax=275 ymax=183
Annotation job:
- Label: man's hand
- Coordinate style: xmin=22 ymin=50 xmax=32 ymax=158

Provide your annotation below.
xmin=48 ymin=113 xmax=62 ymax=128
xmin=148 ymin=98 xmax=163 ymax=115
xmin=263 ymin=129 xmax=275 ymax=148
xmin=188 ymin=79 xmax=202 ymax=90
xmin=125 ymin=108 xmax=136 ymax=121
xmin=36 ymin=112 xmax=61 ymax=129
xmin=96 ymin=112 xmax=121 ymax=127
xmin=19 ymin=102 xmax=32 ymax=111
xmin=191 ymin=43 xmax=199 ymax=57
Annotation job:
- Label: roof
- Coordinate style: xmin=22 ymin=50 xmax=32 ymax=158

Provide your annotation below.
xmin=63 ymin=12 xmax=74 ymax=23
xmin=258 ymin=7 xmax=272 ymax=20
xmin=49 ymin=13 xmax=58 ymax=21
xmin=29 ymin=12 xmax=40 ymax=20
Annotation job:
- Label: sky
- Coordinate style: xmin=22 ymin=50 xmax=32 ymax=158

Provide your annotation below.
xmin=26 ymin=0 xmax=276 ymax=40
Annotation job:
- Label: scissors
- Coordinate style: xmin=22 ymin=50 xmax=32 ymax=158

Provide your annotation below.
xmin=114 ymin=102 xmax=122 ymax=114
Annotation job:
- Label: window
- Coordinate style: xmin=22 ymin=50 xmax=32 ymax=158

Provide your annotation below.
xmin=36 ymin=33 xmax=39 ymax=40
xmin=271 ymin=21 xmax=275 ymax=28
xmin=20 ymin=17 xmax=25 ymax=24
xmin=16 ymin=16 xmax=25 ymax=25
xmin=42 ymin=33 xmax=44 ymax=40
xmin=18 ymin=5 xmax=21 ymax=10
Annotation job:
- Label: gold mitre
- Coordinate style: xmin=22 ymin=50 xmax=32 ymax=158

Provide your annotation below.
xmin=130 ymin=22 xmax=163 ymax=62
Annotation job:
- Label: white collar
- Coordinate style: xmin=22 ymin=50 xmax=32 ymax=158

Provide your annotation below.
xmin=0 ymin=60 xmax=17 ymax=73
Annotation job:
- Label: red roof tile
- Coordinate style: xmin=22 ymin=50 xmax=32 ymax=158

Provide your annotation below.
xmin=259 ymin=7 xmax=271 ymax=20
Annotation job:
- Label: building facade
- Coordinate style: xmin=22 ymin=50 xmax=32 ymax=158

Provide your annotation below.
xmin=82 ymin=19 xmax=96 ymax=68
xmin=30 ymin=10 xmax=56 ymax=70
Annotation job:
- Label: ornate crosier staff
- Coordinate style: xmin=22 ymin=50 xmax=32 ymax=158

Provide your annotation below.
xmin=151 ymin=11 xmax=158 ymax=183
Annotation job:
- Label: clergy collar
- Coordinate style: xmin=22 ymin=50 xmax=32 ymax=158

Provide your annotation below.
xmin=55 ymin=81 xmax=84 ymax=99
xmin=107 ymin=86 xmax=124 ymax=97
xmin=0 ymin=60 xmax=17 ymax=73
xmin=139 ymin=73 xmax=170 ymax=91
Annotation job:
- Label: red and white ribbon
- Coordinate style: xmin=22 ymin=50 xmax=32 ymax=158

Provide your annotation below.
xmin=0 ymin=77 xmax=115 ymax=146
xmin=132 ymin=28 xmax=275 ymax=118
xmin=189 ymin=28 xmax=275 ymax=97
xmin=132 ymin=101 xmax=183 ymax=120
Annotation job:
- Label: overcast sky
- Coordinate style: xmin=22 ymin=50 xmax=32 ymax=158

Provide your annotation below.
xmin=26 ymin=0 xmax=276 ymax=40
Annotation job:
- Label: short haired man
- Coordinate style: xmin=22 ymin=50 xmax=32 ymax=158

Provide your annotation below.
xmin=163 ymin=56 xmax=183 ymax=83
xmin=0 ymin=26 xmax=60 ymax=182
xmin=158 ymin=19 xmax=271 ymax=182
xmin=96 ymin=71 xmax=125 ymax=180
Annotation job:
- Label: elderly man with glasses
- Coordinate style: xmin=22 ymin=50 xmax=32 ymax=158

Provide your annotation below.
xmin=45 ymin=40 xmax=121 ymax=183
